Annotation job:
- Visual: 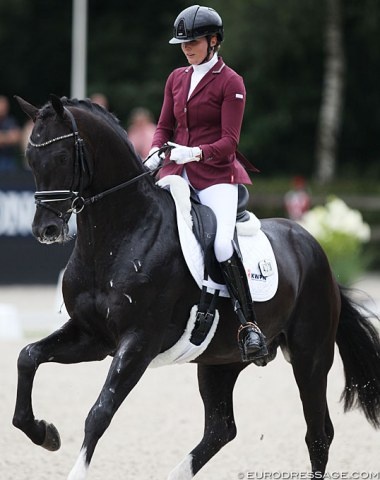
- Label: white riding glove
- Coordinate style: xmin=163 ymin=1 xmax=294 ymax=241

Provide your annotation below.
xmin=168 ymin=141 xmax=202 ymax=164
xmin=144 ymin=147 xmax=163 ymax=170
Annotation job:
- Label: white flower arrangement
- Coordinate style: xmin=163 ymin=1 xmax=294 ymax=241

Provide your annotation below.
xmin=299 ymin=196 xmax=371 ymax=284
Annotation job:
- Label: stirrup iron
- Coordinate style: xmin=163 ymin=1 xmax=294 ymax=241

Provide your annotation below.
xmin=237 ymin=322 xmax=268 ymax=362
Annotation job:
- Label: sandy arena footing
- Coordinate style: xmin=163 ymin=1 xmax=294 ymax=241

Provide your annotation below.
xmin=0 ymin=274 xmax=379 ymax=479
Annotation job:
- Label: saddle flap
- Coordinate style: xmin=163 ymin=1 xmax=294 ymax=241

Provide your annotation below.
xmin=190 ymin=202 xmax=224 ymax=284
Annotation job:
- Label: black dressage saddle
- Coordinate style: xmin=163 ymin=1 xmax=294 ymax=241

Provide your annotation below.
xmin=190 ymin=184 xmax=250 ymax=284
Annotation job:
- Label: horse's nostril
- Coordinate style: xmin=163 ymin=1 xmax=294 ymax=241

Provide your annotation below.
xmin=44 ymin=225 xmax=59 ymax=238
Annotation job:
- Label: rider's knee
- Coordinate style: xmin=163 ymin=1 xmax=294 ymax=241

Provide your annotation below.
xmin=214 ymin=237 xmax=234 ymax=263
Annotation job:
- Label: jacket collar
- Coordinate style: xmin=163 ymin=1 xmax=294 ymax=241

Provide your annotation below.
xmin=183 ymin=57 xmax=226 ymax=102
xmin=184 ymin=56 xmax=225 ymax=75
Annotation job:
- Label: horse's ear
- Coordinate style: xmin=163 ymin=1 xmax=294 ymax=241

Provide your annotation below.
xmin=49 ymin=94 xmax=65 ymax=118
xmin=14 ymin=96 xmax=39 ymax=122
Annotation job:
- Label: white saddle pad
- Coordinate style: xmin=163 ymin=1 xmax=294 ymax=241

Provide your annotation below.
xmin=157 ymin=175 xmax=279 ymax=302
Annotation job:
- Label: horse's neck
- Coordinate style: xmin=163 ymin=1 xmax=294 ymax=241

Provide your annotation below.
xmin=90 ymin=133 xmax=142 ymax=193
xmin=75 ymin=178 xmax=162 ymax=253
xmin=74 ymin=122 xmax=167 ymax=254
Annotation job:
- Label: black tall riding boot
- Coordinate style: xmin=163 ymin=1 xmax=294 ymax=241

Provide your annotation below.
xmin=220 ymin=251 xmax=268 ymax=362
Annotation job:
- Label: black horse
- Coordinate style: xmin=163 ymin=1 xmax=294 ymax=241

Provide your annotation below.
xmin=13 ymin=96 xmax=380 ymax=480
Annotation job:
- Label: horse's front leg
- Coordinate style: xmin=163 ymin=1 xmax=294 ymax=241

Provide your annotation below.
xmin=68 ymin=329 xmax=155 ymax=480
xmin=13 ymin=319 xmax=110 ymax=450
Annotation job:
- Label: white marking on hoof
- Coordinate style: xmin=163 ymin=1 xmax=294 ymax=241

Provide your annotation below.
xmin=67 ymin=448 xmax=88 ymax=480
xmin=167 ymin=454 xmax=193 ymax=480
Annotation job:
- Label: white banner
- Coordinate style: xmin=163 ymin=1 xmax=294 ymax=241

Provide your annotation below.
xmin=0 ymin=190 xmax=35 ymax=236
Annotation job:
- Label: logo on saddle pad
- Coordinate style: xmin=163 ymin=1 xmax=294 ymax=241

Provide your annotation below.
xmin=248 ymin=260 xmax=274 ymax=281
xmin=248 ymin=271 xmax=266 ymax=282
xmin=258 ymin=259 xmax=274 ymax=277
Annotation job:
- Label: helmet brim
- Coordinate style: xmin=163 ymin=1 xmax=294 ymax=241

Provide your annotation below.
xmin=169 ymin=37 xmax=196 ymax=44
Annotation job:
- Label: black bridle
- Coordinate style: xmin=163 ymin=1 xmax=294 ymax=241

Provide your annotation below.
xmin=30 ymin=107 xmax=166 ymax=220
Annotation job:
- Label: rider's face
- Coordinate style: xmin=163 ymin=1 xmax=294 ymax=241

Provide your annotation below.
xmin=181 ymin=36 xmax=217 ymax=65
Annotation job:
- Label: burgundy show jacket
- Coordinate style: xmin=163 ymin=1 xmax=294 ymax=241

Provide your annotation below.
xmin=152 ymin=57 xmax=252 ymax=190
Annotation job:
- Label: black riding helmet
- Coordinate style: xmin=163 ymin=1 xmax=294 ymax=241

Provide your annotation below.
xmin=169 ymin=5 xmax=224 ymax=44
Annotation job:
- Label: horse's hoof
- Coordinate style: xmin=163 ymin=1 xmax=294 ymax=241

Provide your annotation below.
xmin=39 ymin=420 xmax=61 ymax=451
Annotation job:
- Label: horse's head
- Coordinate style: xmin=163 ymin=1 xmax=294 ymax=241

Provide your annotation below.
xmin=17 ymin=94 xmax=151 ymax=245
xmin=16 ymin=95 xmax=94 ymax=244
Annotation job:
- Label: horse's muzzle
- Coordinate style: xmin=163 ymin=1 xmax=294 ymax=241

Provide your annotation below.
xmin=33 ymin=220 xmax=70 ymax=244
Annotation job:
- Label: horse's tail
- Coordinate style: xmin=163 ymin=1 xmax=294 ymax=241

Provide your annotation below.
xmin=336 ymin=286 xmax=380 ymax=428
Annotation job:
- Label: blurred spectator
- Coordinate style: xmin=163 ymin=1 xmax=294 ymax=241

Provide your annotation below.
xmin=284 ymin=175 xmax=311 ymax=220
xmin=0 ymin=95 xmax=21 ymax=171
xmin=20 ymin=119 xmax=34 ymax=168
xmin=127 ymin=107 xmax=156 ymax=159
xmin=90 ymin=92 xmax=109 ymax=109
xmin=21 ymin=119 xmax=33 ymax=152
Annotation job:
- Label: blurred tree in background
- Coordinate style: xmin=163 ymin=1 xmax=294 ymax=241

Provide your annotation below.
xmin=0 ymin=0 xmax=71 ymax=105
xmin=315 ymin=0 xmax=345 ymax=184
xmin=0 ymin=0 xmax=379 ymax=180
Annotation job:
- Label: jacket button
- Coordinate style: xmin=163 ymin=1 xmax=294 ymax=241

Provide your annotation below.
xmin=184 ymin=107 xmax=187 ymax=112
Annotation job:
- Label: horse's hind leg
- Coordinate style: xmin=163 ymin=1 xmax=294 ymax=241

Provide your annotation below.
xmin=13 ymin=320 xmax=110 ymax=450
xmin=168 ymin=363 xmax=245 ymax=480
xmin=290 ymin=341 xmax=335 ymax=474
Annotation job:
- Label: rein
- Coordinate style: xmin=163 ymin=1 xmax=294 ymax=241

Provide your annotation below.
xmin=30 ymin=107 xmax=166 ymax=219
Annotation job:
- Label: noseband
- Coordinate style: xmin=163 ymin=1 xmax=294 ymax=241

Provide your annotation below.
xmin=30 ymin=107 xmax=89 ymax=219
xmin=29 ymin=107 xmax=164 ymax=221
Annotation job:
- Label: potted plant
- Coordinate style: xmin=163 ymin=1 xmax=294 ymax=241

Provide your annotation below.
xmin=299 ymin=196 xmax=371 ymax=285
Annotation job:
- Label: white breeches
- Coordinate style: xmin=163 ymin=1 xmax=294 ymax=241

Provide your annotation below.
xmin=197 ymin=183 xmax=238 ymax=262
xmin=180 ymin=165 xmax=238 ymax=263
